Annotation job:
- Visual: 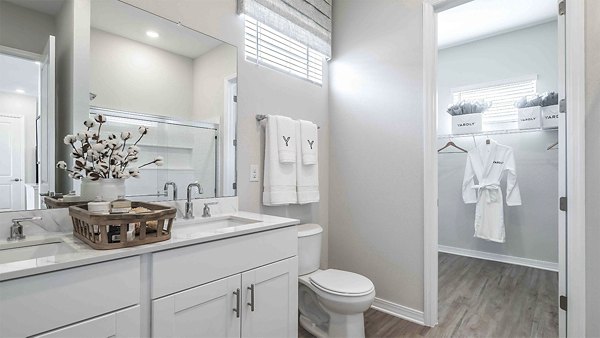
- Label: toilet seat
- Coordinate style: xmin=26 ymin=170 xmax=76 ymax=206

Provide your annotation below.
xmin=309 ymin=269 xmax=374 ymax=297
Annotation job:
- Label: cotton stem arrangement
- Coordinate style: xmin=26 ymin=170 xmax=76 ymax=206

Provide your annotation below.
xmin=57 ymin=115 xmax=164 ymax=180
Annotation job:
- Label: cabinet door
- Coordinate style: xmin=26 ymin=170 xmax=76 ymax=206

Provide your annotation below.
xmin=34 ymin=306 xmax=140 ymax=338
xmin=241 ymin=257 xmax=298 ymax=338
xmin=152 ymin=274 xmax=241 ymax=338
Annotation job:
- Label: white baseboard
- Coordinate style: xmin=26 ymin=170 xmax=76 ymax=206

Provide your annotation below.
xmin=438 ymin=245 xmax=559 ymax=272
xmin=371 ymin=297 xmax=424 ymax=326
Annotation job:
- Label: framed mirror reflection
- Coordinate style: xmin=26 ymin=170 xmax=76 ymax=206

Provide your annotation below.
xmin=0 ymin=0 xmax=237 ymax=212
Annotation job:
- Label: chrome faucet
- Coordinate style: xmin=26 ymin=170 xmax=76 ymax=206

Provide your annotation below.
xmin=163 ymin=182 xmax=178 ymax=201
xmin=184 ymin=183 xmax=204 ymax=219
xmin=202 ymin=202 xmax=219 ymax=218
xmin=7 ymin=217 xmax=42 ymax=241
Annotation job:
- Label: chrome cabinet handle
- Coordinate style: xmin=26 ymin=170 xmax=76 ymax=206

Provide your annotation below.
xmin=247 ymin=284 xmax=255 ymax=312
xmin=233 ymin=288 xmax=241 ymax=318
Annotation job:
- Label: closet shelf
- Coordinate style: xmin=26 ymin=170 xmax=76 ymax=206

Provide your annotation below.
xmin=438 ymin=127 xmax=558 ymax=138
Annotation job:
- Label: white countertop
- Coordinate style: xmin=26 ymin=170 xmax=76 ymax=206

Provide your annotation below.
xmin=0 ymin=211 xmax=299 ymax=281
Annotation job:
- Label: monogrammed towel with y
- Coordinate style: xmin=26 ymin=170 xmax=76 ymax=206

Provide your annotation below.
xmin=299 ymin=120 xmax=318 ymax=165
xmin=296 ymin=121 xmax=319 ymax=204
xmin=276 ymin=115 xmax=297 ymax=163
xmin=264 ymin=115 xmax=297 ymax=205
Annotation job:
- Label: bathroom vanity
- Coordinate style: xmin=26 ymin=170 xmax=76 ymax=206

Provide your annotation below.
xmin=0 ymin=2 xmax=305 ymax=337
xmin=0 ymin=211 xmax=299 ymax=337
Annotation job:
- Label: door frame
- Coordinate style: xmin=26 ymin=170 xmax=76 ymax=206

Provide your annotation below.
xmin=221 ymin=73 xmax=238 ymax=197
xmin=421 ymin=1 xmax=586 ymax=336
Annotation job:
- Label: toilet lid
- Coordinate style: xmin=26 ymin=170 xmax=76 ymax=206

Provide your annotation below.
xmin=309 ymin=269 xmax=374 ymax=296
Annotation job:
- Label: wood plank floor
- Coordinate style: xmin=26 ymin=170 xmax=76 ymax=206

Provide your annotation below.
xmin=299 ymin=253 xmax=558 ymax=337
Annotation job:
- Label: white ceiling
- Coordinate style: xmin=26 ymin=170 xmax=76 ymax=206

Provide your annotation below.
xmin=0 ymin=54 xmax=39 ymax=97
xmin=90 ymin=0 xmax=224 ymax=59
xmin=438 ymin=0 xmax=556 ymax=49
xmin=4 ymin=0 xmax=64 ymax=16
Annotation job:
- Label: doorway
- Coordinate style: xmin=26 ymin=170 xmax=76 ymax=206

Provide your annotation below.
xmin=423 ymin=0 xmax=586 ymax=336
xmin=0 ymin=51 xmax=41 ymax=211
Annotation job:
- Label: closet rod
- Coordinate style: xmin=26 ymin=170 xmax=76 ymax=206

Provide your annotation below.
xmin=256 ymin=114 xmax=320 ymax=129
xmin=438 ymin=127 xmax=557 ymax=139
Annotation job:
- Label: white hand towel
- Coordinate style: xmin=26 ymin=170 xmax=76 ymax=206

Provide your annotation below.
xmin=276 ymin=115 xmax=297 ymax=163
xmin=263 ymin=115 xmax=297 ymax=205
xmin=299 ymin=120 xmax=318 ymax=165
xmin=296 ymin=122 xmax=319 ymax=204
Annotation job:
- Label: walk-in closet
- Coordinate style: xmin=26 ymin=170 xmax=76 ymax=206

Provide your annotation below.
xmin=436 ymin=0 xmax=562 ymax=336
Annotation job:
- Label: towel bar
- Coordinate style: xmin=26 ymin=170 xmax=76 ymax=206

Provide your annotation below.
xmin=256 ymin=114 xmax=320 ymax=129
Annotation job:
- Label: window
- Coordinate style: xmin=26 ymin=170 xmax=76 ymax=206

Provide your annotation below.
xmin=244 ymin=16 xmax=324 ymax=85
xmin=452 ymin=77 xmax=537 ymax=125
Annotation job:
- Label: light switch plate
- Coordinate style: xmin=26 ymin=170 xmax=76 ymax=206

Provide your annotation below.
xmin=250 ymin=164 xmax=259 ymax=182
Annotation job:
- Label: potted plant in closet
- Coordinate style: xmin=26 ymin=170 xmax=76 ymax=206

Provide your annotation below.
xmin=56 ymin=115 xmax=164 ymax=201
xmin=515 ymin=95 xmax=543 ymax=130
xmin=447 ymin=100 xmax=491 ymax=134
xmin=540 ymin=92 xmax=560 ymax=129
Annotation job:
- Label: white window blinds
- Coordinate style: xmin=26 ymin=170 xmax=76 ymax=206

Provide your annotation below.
xmin=453 ymin=77 xmax=537 ymax=125
xmin=238 ymin=0 xmax=332 ymax=59
xmin=245 ymin=16 xmax=324 ymax=85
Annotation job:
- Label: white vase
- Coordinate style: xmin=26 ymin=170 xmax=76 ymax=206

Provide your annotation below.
xmin=80 ymin=178 xmax=126 ymax=202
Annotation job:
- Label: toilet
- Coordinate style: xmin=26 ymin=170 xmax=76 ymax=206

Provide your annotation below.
xmin=297 ymin=224 xmax=375 ymax=338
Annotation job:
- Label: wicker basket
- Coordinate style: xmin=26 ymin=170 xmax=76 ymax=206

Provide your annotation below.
xmin=69 ymin=202 xmax=176 ymax=250
xmin=44 ymin=196 xmax=89 ymax=209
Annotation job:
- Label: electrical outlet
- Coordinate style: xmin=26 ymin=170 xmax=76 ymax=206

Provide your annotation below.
xmin=250 ymin=164 xmax=259 ymax=182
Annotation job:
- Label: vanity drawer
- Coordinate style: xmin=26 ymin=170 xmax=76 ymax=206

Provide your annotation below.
xmin=151 ymin=226 xmax=297 ymax=298
xmin=0 ymin=257 xmax=140 ymax=337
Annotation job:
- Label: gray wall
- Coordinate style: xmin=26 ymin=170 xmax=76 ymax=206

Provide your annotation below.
xmin=90 ymin=28 xmax=194 ymax=120
xmin=0 ymin=0 xmax=56 ymax=55
xmin=121 ymin=0 xmax=330 ymax=267
xmin=585 ymin=1 xmax=600 ymax=336
xmin=438 ymin=21 xmax=558 ymax=135
xmin=438 ymin=23 xmax=559 ymax=264
xmin=329 ymin=0 xmax=424 ymax=311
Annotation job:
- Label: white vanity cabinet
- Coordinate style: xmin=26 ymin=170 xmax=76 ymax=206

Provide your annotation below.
xmin=0 ymin=222 xmax=298 ymax=338
xmin=152 ymin=274 xmax=241 ymax=337
xmin=152 ymin=257 xmax=297 ymax=338
xmin=241 ymin=257 xmax=298 ymax=338
xmin=0 ymin=257 xmax=140 ymax=337
xmin=151 ymin=226 xmax=298 ymax=338
xmin=33 ymin=306 xmax=140 ymax=338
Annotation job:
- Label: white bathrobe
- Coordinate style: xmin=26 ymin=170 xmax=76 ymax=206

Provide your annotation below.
xmin=462 ymin=140 xmax=521 ymax=243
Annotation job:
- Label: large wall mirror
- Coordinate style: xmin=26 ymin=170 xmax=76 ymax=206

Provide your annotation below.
xmin=0 ymin=0 xmax=237 ymax=212
xmin=88 ymin=0 xmax=237 ymax=203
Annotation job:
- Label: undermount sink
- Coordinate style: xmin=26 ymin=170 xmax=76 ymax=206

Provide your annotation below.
xmin=172 ymin=216 xmax=260 ymax=236
xmin=0 ymin=238 xmax=77 ymax=264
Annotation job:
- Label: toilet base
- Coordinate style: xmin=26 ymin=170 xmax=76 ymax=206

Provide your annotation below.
xmin=299 ymin=314 xmax=327 ymax=338
xmin=299 ymin=312 xmax=366 ymax=338
xmin=328 ymin=312 xmax=366 ymax=338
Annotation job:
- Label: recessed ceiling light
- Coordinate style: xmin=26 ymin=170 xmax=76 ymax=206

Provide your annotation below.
xmin=15 ymin=89 xmax=25 ymax=94
xmin=146 ymin=31 xmax=159 ymax=38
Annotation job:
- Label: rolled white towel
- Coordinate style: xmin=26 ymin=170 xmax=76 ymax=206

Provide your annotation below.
xmin=276 ymin=115 xmax=297 ymax=163
xmin=299 ymin=120 xmax=318 ymax=165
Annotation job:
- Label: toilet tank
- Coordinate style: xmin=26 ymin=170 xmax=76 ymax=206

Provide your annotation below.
xmin=297 ymin=223 xmax=323 ymax=276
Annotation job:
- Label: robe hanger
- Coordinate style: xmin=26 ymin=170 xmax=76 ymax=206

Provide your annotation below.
xmin=547 ymin=141 xmax=559 ymax=150
xmin=438 ymin=138 xmax=467 ymax=153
